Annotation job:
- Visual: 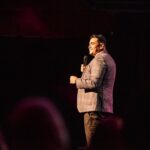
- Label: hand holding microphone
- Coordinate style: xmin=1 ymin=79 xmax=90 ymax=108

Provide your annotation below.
xmin=81 ymin=55 xmax=88 ymax=72
xmin=70 ymin=55 xmax=88 ymax=84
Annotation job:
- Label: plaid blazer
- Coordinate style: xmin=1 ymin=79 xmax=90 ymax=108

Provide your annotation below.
xmin=76 ymin=51 xmax=116 ymax=113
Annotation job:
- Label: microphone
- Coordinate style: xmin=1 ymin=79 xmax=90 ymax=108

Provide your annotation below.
xmin=83 ymin=55 xmax=88 ymax=66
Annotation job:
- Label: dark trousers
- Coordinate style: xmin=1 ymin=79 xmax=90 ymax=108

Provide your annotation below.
xmin=83 ymin=111 xmax=103 ymax=146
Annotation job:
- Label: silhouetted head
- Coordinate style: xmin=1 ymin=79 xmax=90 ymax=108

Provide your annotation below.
xmin=5 ymin=96 xmax=70 ymax=150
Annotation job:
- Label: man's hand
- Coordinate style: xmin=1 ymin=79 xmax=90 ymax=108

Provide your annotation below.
xmin=80 ymin=64 xmax=86 ymax=72
xmin=70 ymin=76 xmax=77 ymax=84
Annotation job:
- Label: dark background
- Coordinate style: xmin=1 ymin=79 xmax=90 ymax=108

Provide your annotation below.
xmin=0 ymin=0 xmax=150 ymax=149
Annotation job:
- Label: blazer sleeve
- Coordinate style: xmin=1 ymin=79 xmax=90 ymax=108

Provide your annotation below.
xmin=76 ymin=56 xmax=106 ymax=89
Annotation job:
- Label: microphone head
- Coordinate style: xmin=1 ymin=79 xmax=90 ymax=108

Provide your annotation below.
xmin=83 ymin=55 xmax=88 ymax=66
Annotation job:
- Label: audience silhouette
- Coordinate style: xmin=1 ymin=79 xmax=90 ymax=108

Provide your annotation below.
xmin=3 ymin=96 xmax=70 ymax=150
xmin=0 ymin=131 xmax=8 ymax=150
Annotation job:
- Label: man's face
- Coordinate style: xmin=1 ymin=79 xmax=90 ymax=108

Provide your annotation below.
xmin=88 ymin=37 xmax=100 ymax=56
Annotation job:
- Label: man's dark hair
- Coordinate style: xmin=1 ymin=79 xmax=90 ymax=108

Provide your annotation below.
xmin=90 ymin=34 xmax=107 ymax=46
